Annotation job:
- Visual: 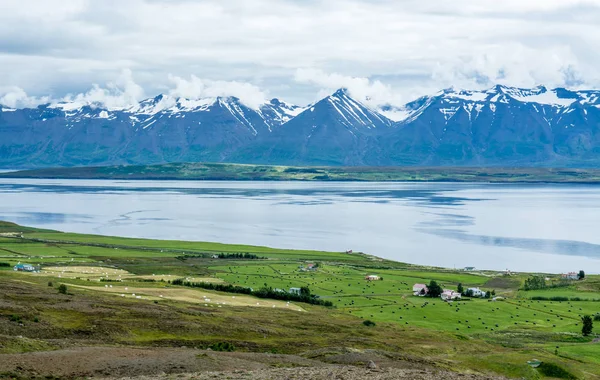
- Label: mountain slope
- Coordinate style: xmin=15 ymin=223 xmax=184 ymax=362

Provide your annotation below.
xmin=4 ymin=85 xmax=600 ymax=168
xmin=233 ymin=89 xmax=394 ymax=165
xmin=384 ymin=85 xmax=600 ymax=166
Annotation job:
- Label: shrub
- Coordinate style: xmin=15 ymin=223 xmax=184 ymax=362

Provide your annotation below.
xmin=594 ymin=314 xmax=600 ymax=322
xmin=0 ymin=262 xmax=10 ymax=267
xmin=58 ymin=284 xmax=68 ymax=294
xmin=209 ymin=342 xmax=235 ymax=352
xmin=537 ymin=362 xmax=577 ymax=379
xmin=9 ymin=315 xmax=22 ymax=323
xmin=582 ymin=315 xmax=593 ymax=336
xmin=363 ymin=320 xmax=376 ymax=327
xmin=48 ymin=281 xmax=53 ymax=287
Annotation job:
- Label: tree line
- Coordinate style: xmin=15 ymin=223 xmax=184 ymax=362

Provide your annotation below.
xmin=170 ymin=279 xmax=333 ymax=307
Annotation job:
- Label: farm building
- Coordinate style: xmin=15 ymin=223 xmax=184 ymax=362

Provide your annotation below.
xmin=289 ymin=287 xmax=302 ymax=295
xmin=441 ymin=289 xmax=462 ymax=301
xmin=467 ymin=287 xmax=486 ymax=298
xmin=413 ymin=284 xmax=428 ymax=296
xmin=365 ymin=275 xmax=380 ymax=281
xmin=13 ymin=263 xmax=36 ymax=272
xmin=561 ymin=272 xmax=579 ymax=280
xmin=464 ymin=267 xmax=475 ymax=271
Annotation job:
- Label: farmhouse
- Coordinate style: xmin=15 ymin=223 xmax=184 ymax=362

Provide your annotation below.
xmin=365 ymin=275 xmax=380 ymax=281
xmin=561 ymin=272 xmax=579 ymax=280
xmin=441 ymin=289 xmax=462 ymax=301
xmin=464 ymin=267 xmax=475 ymax=271
xmin=413 ymin=284 xmax=428 ymax=296
xmin=13 ymin=263 xmax=36 ymax=272
xmin=289 ymin=287 xmax=302 ymax=295
xmin=467 ymin=287 xmax=486 ymax=298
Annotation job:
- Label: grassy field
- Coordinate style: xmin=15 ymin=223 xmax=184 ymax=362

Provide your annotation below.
xmin=5 ymin=162 xmax=600 ymax=183
xmin=1 ymin=221 xmax=599 ymax=379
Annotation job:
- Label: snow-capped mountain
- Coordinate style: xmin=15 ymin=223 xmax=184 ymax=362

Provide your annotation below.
xmin=231 ymin=89 xmax=394 ymax=165
xmin=3 ymin=85 xmax=600 ymax=168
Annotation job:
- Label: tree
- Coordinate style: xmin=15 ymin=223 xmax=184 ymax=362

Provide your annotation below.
xmin=578 ymin=270 xmax=585 ymax=280
xmin=491 ymin=289 xmax=496 ymax=297
xmin=58 ymin=284 xmax=67 ymax=294
xmin=300 ymin=286 xmax=311 ymax=297
xmin=427 ymin=280 xmax=443 ymax=298
xmin=582 ymin=315 xmax=593 ymax=336
xmin=457 ymin=283 xmax=464 ymax=294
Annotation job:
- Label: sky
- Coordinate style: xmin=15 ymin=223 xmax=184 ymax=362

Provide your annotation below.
xmin=1 ymin=0 xmax=600 ymax=109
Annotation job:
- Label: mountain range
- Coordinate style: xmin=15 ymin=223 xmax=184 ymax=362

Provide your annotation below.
xmin=2 ymin=85 xmax=600 ymax=168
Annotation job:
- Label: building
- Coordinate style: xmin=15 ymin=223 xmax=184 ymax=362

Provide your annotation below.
xmin=13 ymin=263 xmax=36 ymax=272
xmin=413 ymin=284 xmax=428 ymax=296
xmin=467 ymin=287 xmax=486 ymax=298
xmin=441 ymin=289 xmax=462 ymax=301
xmin=365 ymin=275 xmax=380 ymax=281
xmin=346 ymin=249 xmax=353 ymax=254
xmin=464 ymin=267 xmax=475 ymax=271
xmin=289 ymin=287 xmax=302 ymax=295
xmin=561 ymin=272 xmax=579 ymax=280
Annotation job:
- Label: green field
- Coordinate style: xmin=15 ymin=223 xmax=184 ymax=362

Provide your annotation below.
xmin=1 ymin=220 xmax=599 ymax=379
xmin=5 ymin=162 xmax=600 ymax=183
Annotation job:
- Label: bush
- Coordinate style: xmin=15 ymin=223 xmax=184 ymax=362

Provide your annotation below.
xmin=9 ymin=315 xmax=22 ymax=323
xmin=48 ymin=281 xmax=53 ymax=287
xmin=363 ymin=320 xmax=376 ymax=327
xmin=582 ymin=315 xmax=593 ymax=336
xmin=0 ymin=262 xmax=10 ymax=267
xmin=537 ymin=362 xmax=577 ymax=379
xmin=594 ymin=314 xmax=600 ymax=322
xmin=58 ymin=284 xmax=68 ymax=294
xmin=209 ymin=342 xmax=235 ymax=352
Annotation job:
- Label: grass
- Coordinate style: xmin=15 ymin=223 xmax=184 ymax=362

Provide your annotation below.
xmin=6 ymin=162 xmax=600 ymax=183
xmin=1 ymin=221 xmax=600 ymax=379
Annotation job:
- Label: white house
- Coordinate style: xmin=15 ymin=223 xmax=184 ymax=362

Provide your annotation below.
xmin=365 ymin=275 xmax=380 ymax=281
xmin=413 ymin=284 xmax=428 ymax=296
xmin=467 ymin=287 xmax=486 ymax=298
xmin=289 ymin=287 xmax=302 ymax=295
xmin=441 ymin=289 xmax=462 ymax=301
xmin=561 ymin=272 xmax=579 ymax=280
xmin=13 ymin=263 xmax=36 ymax=272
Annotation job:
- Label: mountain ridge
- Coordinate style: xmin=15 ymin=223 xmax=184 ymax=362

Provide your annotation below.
xmin=3 ymin=85 xmax=600 ymax=168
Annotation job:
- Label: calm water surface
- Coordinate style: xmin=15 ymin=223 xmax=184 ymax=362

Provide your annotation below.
xmin=1 ymin=179 xmax=599 ymax=273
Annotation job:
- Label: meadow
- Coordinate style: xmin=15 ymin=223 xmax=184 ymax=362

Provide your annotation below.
xmin=1 ymin=220 xmax=599 ymax=379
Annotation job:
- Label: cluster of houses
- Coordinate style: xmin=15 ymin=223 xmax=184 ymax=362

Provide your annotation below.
xmin=13 ymin=263 xmax=37 ymax=272
xmin=413 ymin=283 xmax=487 ymax=301
xmin=298 ymin=263 xmax=317 ymax=272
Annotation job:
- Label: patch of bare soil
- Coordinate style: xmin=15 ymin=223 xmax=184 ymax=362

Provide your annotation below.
xmin=0 ymin=346 xmax=506 ymax=380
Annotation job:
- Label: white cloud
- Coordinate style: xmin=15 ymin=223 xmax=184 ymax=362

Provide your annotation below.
xmin=1 ymin=0 xmax=600 ymax=106
xmin=167 ymin=75 xmax=268 ymax=109
xmin=294 ymin=68 xmax=406 ymax=107
xmin=0 ymin=86 xmax=50 ymax=108
xmin=57 ymin=69 xmax=145 ymax=110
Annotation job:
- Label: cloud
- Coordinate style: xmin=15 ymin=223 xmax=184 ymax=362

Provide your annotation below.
xmin=58 ymin=69 xmax=145 ymax=110
xmin=294 ymin=68 xmax=406 ymax=107
xmin=1 ymin=0 xmax=600 ymax=106
xmin=167 ymin=75 xmax=268 ymax=109
xmin=0 ymin=86 xmax=50 ymax=108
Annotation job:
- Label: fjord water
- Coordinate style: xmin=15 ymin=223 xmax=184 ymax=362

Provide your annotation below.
xmin=0 ymin=179 xmax=599 ymax=273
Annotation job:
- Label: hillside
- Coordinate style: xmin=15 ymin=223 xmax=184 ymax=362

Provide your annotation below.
xmin=1 ymin=222 xmax=599 ymax=379
xmin=3 ymin=85 xmax=600 ymax=168
xmin=5 ymin=162 xmax=600 ymax=183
